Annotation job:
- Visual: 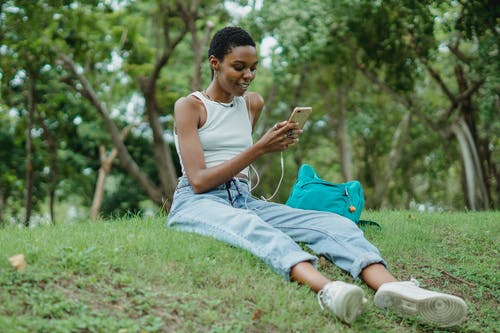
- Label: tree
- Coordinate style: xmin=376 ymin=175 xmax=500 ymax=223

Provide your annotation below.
xmin=1 ymin=0 xmax=59 ymax=225
xmin=56 ymin=0 xmax=232 ymax=210
xmin=250 ymin=0 xmax=498 ymax=209
xmin=244 ymin=0 xmax=415 ymax=206
xmin=2 ymin=0 xmax=496 ymax=219
xmin=1 ymin=0 xmax=117 ymax=224
xmin=346 ymin=0 xmax=498 ymax=209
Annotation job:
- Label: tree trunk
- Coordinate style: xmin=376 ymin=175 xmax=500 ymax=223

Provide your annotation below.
xmin=347 ymin=62 xmax=416 ymax=208
xmin=90 ymin=152 xmax=107 ymax=221
xmin=47 ymin=136 xmax=57 ymax=224
xmin=451 ymin=117 xmax=489 ymax=210
xmin=335 ymin=85 xmax=353 ymax=181
xmin=421 ymin=59 xmax=488 ymax=210
xmin=402 ymin=163 xmax=417 ymax=209
xmin=90 ymin=145 xmax=114 ymax=220
xmin=372 ymin=111 xmax=413 ymax=208
xmin=489 ymin=93 xmax=500 ymax=208
xmin=140 ymin=79 xmax=178 ymax=208
xmin=454 ymin=65 xmax=491 ymax=209
xmin=24 ymin=77 xmax=36 ymax=227
xmin=0 ymin=186 xmax=4 ymax=226
xmin=37 ymin=111 xmax=57 ymax=224
xmin=90 ymin=125 xmax=133 ymax=220
xmin=190 ymin=21 xmax=214 ymax=91
xmin=321 ymin=82 xmax=353 ymax=181
xmin=136 ymin=3 xmax=190 ymax=208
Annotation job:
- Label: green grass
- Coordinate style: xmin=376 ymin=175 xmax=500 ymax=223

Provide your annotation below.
xmin=0 ymin=211 xmax=498 ymax=333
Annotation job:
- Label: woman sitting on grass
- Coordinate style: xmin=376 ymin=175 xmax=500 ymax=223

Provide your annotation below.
xmin=167 ymin=26 xmax=467 ymax=327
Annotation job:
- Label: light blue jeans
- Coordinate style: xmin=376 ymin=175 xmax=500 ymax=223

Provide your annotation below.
xmin=167 ymin=176 xmax=387 ymax=280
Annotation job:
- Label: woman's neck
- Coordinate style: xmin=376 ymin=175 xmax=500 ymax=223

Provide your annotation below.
xmin=204 ymin=85 xmax=234 ymax=104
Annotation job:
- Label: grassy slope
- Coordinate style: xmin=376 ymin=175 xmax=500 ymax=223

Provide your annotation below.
xmin=0 ymin=211 xmax=498 ymax=333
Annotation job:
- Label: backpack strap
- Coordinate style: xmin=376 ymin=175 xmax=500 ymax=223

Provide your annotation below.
xmin=357 ymin=219 xmax=382 ymax=231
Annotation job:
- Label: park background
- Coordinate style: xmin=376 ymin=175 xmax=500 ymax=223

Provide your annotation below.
xmin=0 ymin=2 xmax=499 ymax=332
xmin=0 ymin=1 xmax=498 ymax=224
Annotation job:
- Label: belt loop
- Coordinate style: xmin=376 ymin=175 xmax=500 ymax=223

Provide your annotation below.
xmin=232 ymin=178 xmax=242 ymax=196
xmin=225 ymin=180 xmax=233 ymax=205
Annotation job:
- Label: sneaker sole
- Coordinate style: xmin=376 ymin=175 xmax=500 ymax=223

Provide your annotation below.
xmin=374 ymin=290 xmax=467 ymax=327
xmin=336 ymin=286 xmax=366 ymax=324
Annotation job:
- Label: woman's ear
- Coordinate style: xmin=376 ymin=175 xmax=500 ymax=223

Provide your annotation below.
xmin=208 ymin=55 xmax=219 ymax=71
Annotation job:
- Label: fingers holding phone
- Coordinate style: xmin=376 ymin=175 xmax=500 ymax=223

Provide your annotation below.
xmin=288 ymin=107 xmax=312 ymax=130
xmin=261 ymin=121 xmax=297 ymax=152
xmin=286 ymin=106 xmax=311 ymax=141
xmin=259 ymin=107 xmax=311 ymax=152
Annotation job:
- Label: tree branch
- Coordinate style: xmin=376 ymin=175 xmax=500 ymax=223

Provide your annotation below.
xmin=448 ymin=44 xmax=472 ymax=65
xmin=354 ymin=60 xmax=444 ymax=135
xmin=147 ymin=1 xmax=189 ymax=91
xmin=420 ymin=58 xmax=456 ymax=103
xmin=354 ymin=61 xmax=410 ymax=108
xmin=57 ymin=54 xmax=164 ymax=205
xmin=442 ymin=78 xmax=485 ymax=120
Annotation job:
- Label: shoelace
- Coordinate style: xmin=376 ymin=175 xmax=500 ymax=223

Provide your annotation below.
xmin=409 ymin=277 xmax=420 ymax=287
xmin=317 ymin=283 xmax=335 ymax=311
xmin=317 ymin=289 xmax=327 ymax=311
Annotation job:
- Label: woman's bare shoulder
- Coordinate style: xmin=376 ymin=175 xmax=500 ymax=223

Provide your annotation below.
xmin=175 ymin=94 xmax=204 ymax=112
xmin=174 ymin=93 xmax=207 ymax=130
xmin=244 ymin=92 xmax=264 ymax=116
xmin=244 ymin=92 xmax=264 ymax=107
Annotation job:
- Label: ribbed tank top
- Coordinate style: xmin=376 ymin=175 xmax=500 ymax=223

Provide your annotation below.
xmin=174 ymin=91 xmax=253 ymax=177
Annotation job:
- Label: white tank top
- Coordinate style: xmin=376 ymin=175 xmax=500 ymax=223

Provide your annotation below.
xmin=174 ymin=91 xmax=253 ymax=177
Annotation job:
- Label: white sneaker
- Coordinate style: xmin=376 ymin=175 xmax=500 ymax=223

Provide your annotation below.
xmin=317 ymin=281 xmax=367 ymax=324
xmin=374 ymin=279 xmax=467 ymax=327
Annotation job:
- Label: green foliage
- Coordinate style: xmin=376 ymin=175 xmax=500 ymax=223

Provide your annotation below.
xmin=1 ymin=0 xmax=498 ymax=222
xmin=346 ymin=0 xmax=435 ymax=91
xmin=247 ymin=0 xmax=499 ymax=209
xmin=454 ymin=0 xmax=499 ymax=39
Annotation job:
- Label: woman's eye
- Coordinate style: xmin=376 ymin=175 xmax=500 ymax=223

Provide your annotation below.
xmin=234 ymin=66 xmax=257 ymax=73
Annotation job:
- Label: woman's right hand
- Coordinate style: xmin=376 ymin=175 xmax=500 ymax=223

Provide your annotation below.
xmin=256 ymin=121 xmax=302 ymax=153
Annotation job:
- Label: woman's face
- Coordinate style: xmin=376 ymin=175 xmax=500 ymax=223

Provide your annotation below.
xmin=212 ymin=45 xmax=258 ymax=96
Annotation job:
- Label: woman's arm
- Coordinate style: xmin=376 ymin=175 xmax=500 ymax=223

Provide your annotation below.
xmin=174 ymin=94 xmax=298 ymax=194
xmin=244 ymin=92 xmax=265 ymax=130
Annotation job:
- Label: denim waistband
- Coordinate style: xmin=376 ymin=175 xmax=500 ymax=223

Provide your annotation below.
xmin=176 ymin=176 xmax=248 ymax=191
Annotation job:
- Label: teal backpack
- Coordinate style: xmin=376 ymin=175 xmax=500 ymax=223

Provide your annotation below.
xmin=286 ymin=164 xmax=380 ymax=230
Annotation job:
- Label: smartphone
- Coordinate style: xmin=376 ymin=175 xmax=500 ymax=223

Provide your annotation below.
xmin=288 ymin=107 xmax=312 ymax=129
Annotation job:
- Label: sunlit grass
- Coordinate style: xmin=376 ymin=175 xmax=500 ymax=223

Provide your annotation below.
xmin=0 ymin=211 xmax=498 ymax=332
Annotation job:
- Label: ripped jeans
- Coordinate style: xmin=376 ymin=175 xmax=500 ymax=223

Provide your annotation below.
xmin=167 ymin=176 xmax=386 ymax=280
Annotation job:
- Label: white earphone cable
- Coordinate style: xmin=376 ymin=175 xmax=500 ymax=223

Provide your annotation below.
xmin=250 ymin=151 xmax=285 ymax=201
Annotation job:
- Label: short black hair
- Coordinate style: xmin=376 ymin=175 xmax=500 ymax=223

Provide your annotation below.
xmin=208 ymin=26 xmax=256 ymax=61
